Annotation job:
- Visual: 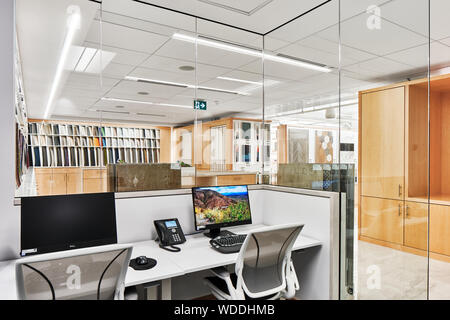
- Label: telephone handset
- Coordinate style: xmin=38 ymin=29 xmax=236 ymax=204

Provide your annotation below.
xmin=154 ymin=218 xmax=186 ymax=252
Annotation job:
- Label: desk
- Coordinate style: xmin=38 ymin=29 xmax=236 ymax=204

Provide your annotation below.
xmin=124 ymin=224 xmax=320 ymax=299
xmin=0 ymin=224 xmax=321 ymax=300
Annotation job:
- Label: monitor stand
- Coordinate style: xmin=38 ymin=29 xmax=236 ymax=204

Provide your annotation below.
xmin=204 ymin=228 xmax=235 ymax=239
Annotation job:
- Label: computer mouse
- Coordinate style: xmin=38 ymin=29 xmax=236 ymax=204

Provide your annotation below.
xmin=136 ymin=256 xmax=148 ymax=265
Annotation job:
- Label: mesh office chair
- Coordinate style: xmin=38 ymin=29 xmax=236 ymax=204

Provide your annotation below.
xmin=16 ymin=244 xmax=132 ymax=300
xmin=204 ymin=224 xmax=303 ymax=300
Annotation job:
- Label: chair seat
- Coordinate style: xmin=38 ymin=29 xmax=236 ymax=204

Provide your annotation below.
xmin=205 ymin=273 xmax=279 ymax=300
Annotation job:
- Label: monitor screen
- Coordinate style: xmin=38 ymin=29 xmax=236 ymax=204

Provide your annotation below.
xmin=21 ymin=193 xmax=117 ymax=256
xmin=192 ymin=185 xmax=252 ymax=230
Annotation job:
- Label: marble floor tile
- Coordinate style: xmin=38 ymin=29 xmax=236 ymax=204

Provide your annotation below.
xmin=354 ymin=241 xmax=449 ymax=300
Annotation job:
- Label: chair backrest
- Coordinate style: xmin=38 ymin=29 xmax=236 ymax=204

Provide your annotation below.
xmin=16 ymin=245 xmax=132 ymax=300
xmin=236 ymin=224 xmax=303 ymax=298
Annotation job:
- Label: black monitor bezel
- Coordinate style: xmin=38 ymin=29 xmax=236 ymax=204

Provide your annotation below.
xmin=192 ymin=185 xmax=252 ymax=232
xmin=20 ymin=192 xmax=118 ymax=256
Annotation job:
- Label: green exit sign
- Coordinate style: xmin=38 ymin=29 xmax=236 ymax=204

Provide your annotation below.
xmin=194 ymin=100 xmax=207 ymax=110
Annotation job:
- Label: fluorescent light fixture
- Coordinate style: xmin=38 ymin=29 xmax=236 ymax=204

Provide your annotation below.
xmin=172 ymin=33 xmax=332 ymax=73
xmin=125 ymin=76 xmax=193 ymax=88
xmin=267 ymin=99 xmax=358 ymax=118
xmin=217 ymin=76 xmax=262 ymax=85
xmin=44 ymin=7 xmax=80 ymax=119
xmin=124 ymin=76 xmax=250 ymax=96
xmin=101 ymin=97 xmax=192 ymax=109
xmin=173 ymin=33 xmax=261 ymax=57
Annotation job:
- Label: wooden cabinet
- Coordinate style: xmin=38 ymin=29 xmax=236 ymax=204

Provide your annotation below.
xmin=66 ymin=170 xmax=83 ymax=194
xmin=359 ymin=74 xmax=450 ymax=260
xmin=35 ymin=168 xmax=54 ymax=195
xmin=360 ymin=196 xmax=404 ymax=245
xmin=404 ymin=201 xmax=428 ymax=251
xmin=35 ymin=168 xmax=105 ymax=195
xmin=82 ymin=169 xmax=107 ymax=194
xmin=430 ymin=204 xmax=450 ymax=256
xmin=51 ymin=172 xmax=67 ymax=195
xmin=360 ymin=87 xmax=405 ymax=200
xmin=35 ymin=168 xmax=68 ymax=195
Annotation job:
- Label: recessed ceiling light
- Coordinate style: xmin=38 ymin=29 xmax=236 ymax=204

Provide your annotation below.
xmin=69 ymin=46 xmax=116 ymax=74
xmin=96 ymin=110 xmax=130 ymax=115
xmin=217 ymin=76 xmax=262 ymax=85
xmin=179 ymin=65 xmax=195 ymax=71
xmin=124 ymin=76 xmax=250 ymax=96
xmin=101 ymin=97 xmax=192 ymax=109
xmin=136 ymin=112 xmax=166 ymax=117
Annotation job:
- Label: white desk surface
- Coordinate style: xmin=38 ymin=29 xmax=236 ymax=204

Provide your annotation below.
xmin=0 ymin=224 xmax=321 ymax=299
xmin=164 ymin=224 xmax=321 ymax=274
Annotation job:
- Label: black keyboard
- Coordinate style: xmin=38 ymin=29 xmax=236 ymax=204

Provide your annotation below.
xmin=210 ymin=234 xmax=247 ymax=254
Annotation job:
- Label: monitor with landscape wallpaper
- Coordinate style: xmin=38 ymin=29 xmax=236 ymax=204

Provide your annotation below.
xmin=192 ymin=185 xmax=252 ymax=238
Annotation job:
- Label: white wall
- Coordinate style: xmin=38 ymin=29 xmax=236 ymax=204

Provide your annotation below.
xmin=0 ymin=0 xmax=21 ymax=262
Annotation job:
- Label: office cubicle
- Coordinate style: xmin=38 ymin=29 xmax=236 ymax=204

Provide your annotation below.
xmin=12 ymin=0 xmax=450 ymax=300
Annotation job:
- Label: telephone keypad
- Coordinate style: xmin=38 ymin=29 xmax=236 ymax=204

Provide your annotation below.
xmin=172 ymin=233 xmax=181 ymax=242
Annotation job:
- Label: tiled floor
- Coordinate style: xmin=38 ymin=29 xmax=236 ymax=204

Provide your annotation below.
xmin=354 ymin=240 xmax=450 ymax=300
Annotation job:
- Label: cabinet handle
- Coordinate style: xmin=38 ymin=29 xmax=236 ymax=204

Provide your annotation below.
xmin=398 ymin=204 xmax=402 ymax=216
xmin=399 ymin=184 xmax=402 ymax=196
xmin=406 ymin=205 xmax=410 ymax=218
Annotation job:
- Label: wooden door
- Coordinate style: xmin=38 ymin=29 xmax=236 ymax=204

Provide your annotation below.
xmin=361 ymin=87 xmax=405 ymax=199
xmin=404 ymin=201 xmax=428 ymax=250
xmin=430 ymin=204 xmax=450 ymax=256
xmin=361 ymin=196 xmax=404 ymax=244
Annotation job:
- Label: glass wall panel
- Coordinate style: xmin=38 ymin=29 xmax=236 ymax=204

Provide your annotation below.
xmin=429 ymin=0 xmax=450 ymax=300
xmin=98 ymin=1 xmax=197 ymax=192
xmin=263 ymin=1 xmax=341 ymax=192
xmin=341 ymin=0 xmax=430 ymax=299
xmin=263 ymin=0 xmax=341 ymax=299
xmin=193 ymin=21 xmax=264 ymax=187
xmin=15 ymin=0 xmax=103 ymax=197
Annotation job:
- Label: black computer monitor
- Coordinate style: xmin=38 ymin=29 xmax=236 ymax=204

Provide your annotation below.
xmin=20 ymin=193 xmax=117 ymax=256
xmin=192 ymin=185 xmax=252 ymax=238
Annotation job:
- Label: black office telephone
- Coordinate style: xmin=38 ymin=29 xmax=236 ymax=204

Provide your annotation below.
xmin=154 ymin=218 xmax=186 ymax=252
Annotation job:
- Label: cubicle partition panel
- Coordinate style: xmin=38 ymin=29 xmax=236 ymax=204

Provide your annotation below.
xmin=260 ymin=187 xmax=340 ymax=300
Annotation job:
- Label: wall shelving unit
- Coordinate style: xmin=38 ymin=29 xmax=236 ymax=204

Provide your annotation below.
xmin=27 ymin=120 xmax=161 ymax=168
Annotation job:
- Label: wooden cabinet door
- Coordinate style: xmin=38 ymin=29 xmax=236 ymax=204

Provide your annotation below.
xmin=35 ymin=169 xmax=53 ymax=196
xmin=66 ymin=172 xmax=82 ymax=194
xmin=430 ymin=204 xmax=450 ymax=256
xmin=361 ymin=196 xmax=404 ymax=244
xmin=51 ymin=172 xmax=67 ymax=195
xmin=361 ymin=87 xmax=405 ymax=199
xmin=83 ymin=169 xmax=107 ymax=193
xmin=404 ymin=201 xmax=428 ymax=250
